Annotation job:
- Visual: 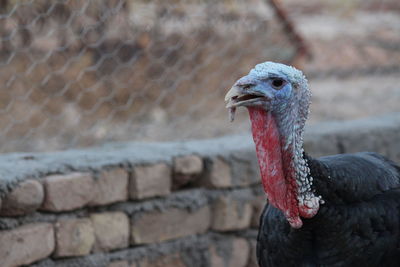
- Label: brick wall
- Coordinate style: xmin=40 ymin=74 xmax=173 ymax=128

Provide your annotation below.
xmin=0 ymin=113 xmax=399 ymax=267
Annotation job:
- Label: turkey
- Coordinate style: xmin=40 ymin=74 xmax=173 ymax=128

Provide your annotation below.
xmin=225 ymin=62 xmax=400 ymax=266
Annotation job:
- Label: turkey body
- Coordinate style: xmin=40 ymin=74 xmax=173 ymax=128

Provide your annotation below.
xmin=257 ymin=152 xmax=400 ymax=267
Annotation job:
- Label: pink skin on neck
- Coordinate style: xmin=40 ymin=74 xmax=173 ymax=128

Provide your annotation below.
xmin=248 ymin=107 xmax=303 ymax=228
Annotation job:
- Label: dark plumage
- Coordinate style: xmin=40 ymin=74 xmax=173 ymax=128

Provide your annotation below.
xmin=225 ymin=62 xmax=400 ymax=266
xmin=258 ymin=152 xmax=400 ymax=266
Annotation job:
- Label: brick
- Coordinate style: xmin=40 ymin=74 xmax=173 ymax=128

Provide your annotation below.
xmin=304 ymin=133 xmax=339 ymax=158
xmin=0 ymin=180 xmax=44 ymax=216
xmin=203 ymin=157 xmax=232 ymax=188
xmin=247 ymin=239 xmax=258 ymax=267
xmin=173 ymin=155 xmax=203 ymax=189
xmin=135 ymin=253 xmax=186 ymax=267
xmin=209 ymin=245 xmax=225 ymax=267
xmin=251 ymin=196 xmax=267 ymax=228
xmin=174 ymin=155 xmax=203 ymax=175
xmin=108 ymin=261 xmax=130 ymax=267
xmin=90 ymin=212 xmax=129 ymax=252
xmin=229 ymin=151 xmax=260 ymax=186
xmin=90 ymin=168 xmax=129 ymax=206
xmin=210 ymin=238 xmax=250 ymax=267
xmin=42 ymin=173 xmax=95 ymax=211
xmin=54 ymin=218 xmax=95 ymax=257
xmin=230 ymin=238 xmax=250 ymax=267
xmin=131 ymin=206 xmax=210 ymax=244
xmin=0 ymin=223 xmax=54 ymax=267
xmin=211 ymin=196 xmax=252 ymax=231
xmin=130 ymin=163 xmax=171 ymax=199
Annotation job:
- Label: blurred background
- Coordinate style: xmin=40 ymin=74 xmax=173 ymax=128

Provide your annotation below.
xmin=0 ymin=0 xmax=399 ymax=153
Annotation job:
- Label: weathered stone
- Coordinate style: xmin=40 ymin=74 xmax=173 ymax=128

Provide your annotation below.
xmin=90 ymin=168 xmax=129 ymax=206
xmin=211 ymin=196 xmax=252 ymax=231
xmin=135 ymin=253 xmax=186 ymax=267
xmin=54 ymin=218 xmax=95 ymax=257
xmin=173 ymin=155 xmax=203 ymax=189
xmin=108 ymin=260 xmax=130 ymax=267
xmin=304 ymin=132 xmax=339 ymax=158
xmin=91 ymin=212 xmax=129 ymax=252
xmin=0 ymin=223 xmax=54 ymax=267
xmin=229 ymin=151 xmax=260 ymax=186
xmin=174 ymin=155 xmax=203 ymax=175
xmin=131 ymin=206 xmax=210 ymax=244
xmin=247 ymin=239 xmax=258 ymax=267
xmin=202 ymin=157 xmax=232 ymax=188
xmin=231 ymin=238 xmax=251 ymax=267
xmin=0 ymin=179 xmax=44 ymax=216
xmin=130 ymin=163 xmax=171 ymax=199
xmin=42 ymin=173 xmax=95 ymax=211
xmin=210 ymin=238 xmax=250 ymax=267
xmin=209 ymin=244 xmax=225 ymax=267
xmin=251 ymin=196 xmax=267 ymax=228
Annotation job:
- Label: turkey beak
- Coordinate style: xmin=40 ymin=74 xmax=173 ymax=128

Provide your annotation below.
xmin=225 ymin=76 xmax=272 ymax=122
xmin=225 ymin=85 xmax=271 ymax=109
xmin=225 ymin=86 xmax=241 ymax=104
xmin=225 ymin=85 xmax=241 ymax=122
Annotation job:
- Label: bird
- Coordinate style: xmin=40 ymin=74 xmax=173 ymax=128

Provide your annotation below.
xmin=224 ymin=61 xmax=400 ymax=267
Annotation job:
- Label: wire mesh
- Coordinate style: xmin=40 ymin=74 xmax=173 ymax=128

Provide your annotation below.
xmin=0 ymin=0 xmax=399 ymax=153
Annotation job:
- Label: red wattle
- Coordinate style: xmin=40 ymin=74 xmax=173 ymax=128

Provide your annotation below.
xmin=299 ymin=204 xmax=320 ymax=218
xmin=248 ymin=107 xmax=302 ymax=228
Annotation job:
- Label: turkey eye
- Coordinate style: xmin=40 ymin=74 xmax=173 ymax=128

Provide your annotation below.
xmin=271 ymin=79 xmax=285 ymax=89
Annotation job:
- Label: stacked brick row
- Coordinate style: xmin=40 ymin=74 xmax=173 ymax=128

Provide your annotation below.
xmin=0 ymin=154 xmax=266 ymax=267
xmin=1 ymin=114 xmax=400 ymax=267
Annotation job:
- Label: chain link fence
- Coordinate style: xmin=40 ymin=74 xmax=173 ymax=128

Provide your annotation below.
xmin=0 ymin=0 xmax=399 ymax=153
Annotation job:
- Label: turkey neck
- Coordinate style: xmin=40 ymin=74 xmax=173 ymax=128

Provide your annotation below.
xmin=248 ymin=107 xmax=321 ymax=228
xmin=248 ymin=107 xmax=302 ymax=228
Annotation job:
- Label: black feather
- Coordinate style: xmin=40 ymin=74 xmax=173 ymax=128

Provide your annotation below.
xmin=257 ymin=152 xmax=400 ymax=267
